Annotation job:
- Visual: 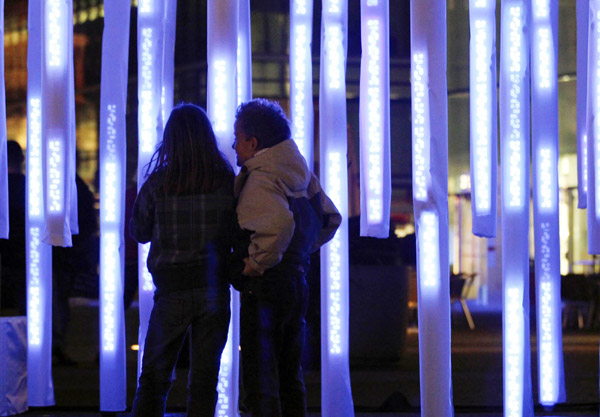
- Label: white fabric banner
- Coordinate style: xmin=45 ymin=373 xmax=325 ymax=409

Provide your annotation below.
xmin=207 ymin=1 xmax=240 ymax=416
xmin=530 ymin=0 xmax=566 ymax=406
xmin=359 ymin=0 xmax=391 ymax=238
xmin=578 ymin=0 xmax=589 ymax=208
xmin=290 ymin=0 xmax=315 ymax=169
xmin=587 ymin=0 xmax=600 ymax=254
xmin=499 ymin=1 xmax=534 ymax=415
xmin=98 ymin=0 xmax=131 ymax=411
xmin=136 ymin=0 xmax=164 ymax=380
xmin=469 ymin=0 xmax=497 ymax=238
xmin=26 ymin=0 xmax=54 ymax=406
xmin=41 ymin=0 xmax=76 ymax=247
xmin=410 ymin=0 xmax=453 ymax=415
xmin=319 ymin=1 xmax=355 ymax=416
xmin=0 ymin=317 xmax=28 ymax=415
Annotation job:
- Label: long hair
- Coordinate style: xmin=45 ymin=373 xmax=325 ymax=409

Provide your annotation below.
xmin=145 ymin=103 xmax=233 ymax=195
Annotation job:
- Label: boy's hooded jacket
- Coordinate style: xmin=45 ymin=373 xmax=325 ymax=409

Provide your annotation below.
xmin=234 ymin=138 xmax=341 ymax=276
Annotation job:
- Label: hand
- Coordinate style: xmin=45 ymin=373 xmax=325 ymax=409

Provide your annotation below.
xmin=242 ymin=258 xmax=263 ymax=277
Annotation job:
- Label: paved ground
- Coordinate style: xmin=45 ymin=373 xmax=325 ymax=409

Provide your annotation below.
xmin=11 ymin=300 xmax=600 ymax=416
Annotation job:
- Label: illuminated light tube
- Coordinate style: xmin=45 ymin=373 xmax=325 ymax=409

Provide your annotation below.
xmin=411 ymin=51 xmax=430 ymax=202
xmin=27 ymin=0 xmax=54 ymax=406
xmin=505 ymin=286 xmax=524 ymax=417
xmin=499 ymin=1 xmax=534 ymax=415
xmin=99 ymin=0 xmax=131 ymax=410
xmin=42 ymin=0 xmax=75 ymax=247
xmin=537 ymin=147 xmax=554 ymax=212
xmin=319 ymin=1 xmax=355 ymax=415
xmin=469 ymin=0 xmax=497 ymax=237
xmin=418 ymin=212 xmax=440 ymax=290
xmin=359 ymin=0 xmax=391 ymax=238
xmin=136 ymin=0 xmax=164 ymax=384
xmin=290 ymin=0 xmax=314 ymax=168
xmin=576 ymin=0 xmax=588 ymax=208
xmin=208 ymin=2 xmax=240 ymax=416
xmin=587 ymin=1 xmax=600 ymax=252
xmin=411 ymin=1 xmax=452 ymax=415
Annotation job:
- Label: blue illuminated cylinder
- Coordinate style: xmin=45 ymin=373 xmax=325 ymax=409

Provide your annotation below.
xmin=98 ymin=0 xmax=131 ymax=411
xmin=531 ymin=0 xmax=566 ymax=406
xmin=499 ymin=1 xmax=534 ymax=415
xmin=290 ymin=0 xmax=314 ymax=168
xmin=577 ymin=0 xmax=589 ymax=208
xmin=358 ymin=0 xmax=391 ymax=238
xmin=0 ymin=0 xmax=7 ymax=240
xmin=41 ymin=0 xmax=76 ymax=247
xmin=26 ymin=0 xmax=54 ymax=406
xmin=469 ymin=0 xmax=497 ymax=237
xmin=410 ymin=0 xmax=453 ymax=415
xmin=319 ymin=1 xmax=355 ymax=416
xmin=161 ymin=0 xmax=176 ymax=123
xmin=587 ymin=0 xmax=600 ymax=254
xmin=136 ymin=0 xmax=164 ymax=379
xmin=207 ymin=2 xmax=241 ymax=416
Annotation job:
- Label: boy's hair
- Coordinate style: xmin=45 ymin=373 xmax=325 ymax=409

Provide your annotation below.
xmin=146 ymin=103 xmax=233 ymax=194
xmin=235 ymin=98 xmax=291 ymax=149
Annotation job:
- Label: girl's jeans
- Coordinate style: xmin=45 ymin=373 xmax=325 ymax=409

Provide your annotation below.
xmin=131 ymin=287 xmax=231 ymax=417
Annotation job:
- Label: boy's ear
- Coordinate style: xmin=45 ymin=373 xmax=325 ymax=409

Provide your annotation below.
xmin=250 ymin=136 xmax=259 ymax=150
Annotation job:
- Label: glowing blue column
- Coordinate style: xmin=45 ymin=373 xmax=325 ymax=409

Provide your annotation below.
xmin=290 ymin=0 xmax=314 ymax=168
xmin=410 ymin=0 xmax=453 ymax=415
xmin=98 ymin=1 xmax=131 ymax=411
xmin=161 ymin=0 xmax=176 ymax=122
xmin=587 ymin=0 xmax=600 ymax=253
xmin=41 ymin=0 xmax=75 ymax=247
xmin=531 ymin=0 xmax=566 ymax=406
xmin=319 ymin=1 xmax=355 ymax=416
xmin=358 ymin=0 xmax=390 ymax=238
xmin=238 ymin=0 xmax=252 ymax=104
xmin=577 ymin=0 xmax=589 ymax=208
xmin=499 ymin=2 xmax=534 ymax=416
xmin=208 ymin=2 xmax=240 ymax=416
xmin=26 ymin=1 xmax=54 ymax=406
xmin=136 ymin=0 xmax=164 ymax=379
xmin=0 ymin=0 xmax=7 ymax=240
xmin=469 ymin=0 xmax=497 ymax=237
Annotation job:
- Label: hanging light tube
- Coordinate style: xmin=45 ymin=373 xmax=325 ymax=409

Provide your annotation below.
xmin=410 ymin=0 xmax=453 ymax=415
xmin=290 ymin=0 xmax=315 ymax=168
xmin=499 ymin=2 xmax=534 ymax=416
xmin=359 ymin=0 xmax=391 ymax=238
xmin=207 ymin=1 xmax=240 ymax=416
xmin=319 ymin=1 xmax=355 ymax=416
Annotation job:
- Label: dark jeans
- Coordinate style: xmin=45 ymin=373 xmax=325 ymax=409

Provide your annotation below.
xmin=131 ymin=287 xmax=231 ymax=417
xmin=241 ymin=265 xmax=309 ymax=417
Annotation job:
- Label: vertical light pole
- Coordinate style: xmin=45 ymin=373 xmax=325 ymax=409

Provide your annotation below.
xmin=26 ymin=0 xmax=54 ymax=406
xmin=136 ymin=0 xmax=164 ymax=379
xmin=319 ymin=1 xmax=355 ymax=416
xmin=207 ymin=1 xmax=240 ymax=415
xmin=577 ymin=0 xmax=589 ymax=208
xmin=499 ymin=2 xmax=534 ymax=416
xmin=99 ymin=0 xmax=131 ymax=411
xmin=410 ymin=0 xmax=453 ymax=415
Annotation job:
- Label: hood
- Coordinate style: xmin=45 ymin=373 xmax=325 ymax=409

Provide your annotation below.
xmin=244 ymin=139 xmax=311 ymax=192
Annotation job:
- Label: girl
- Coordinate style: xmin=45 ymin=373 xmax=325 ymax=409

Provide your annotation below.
xmin=130 ymin=103 xmax=234 ymax=417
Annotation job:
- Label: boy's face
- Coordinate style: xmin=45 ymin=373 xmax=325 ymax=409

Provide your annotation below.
xmin=233 ymin=120 xmax=258 ymax=167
